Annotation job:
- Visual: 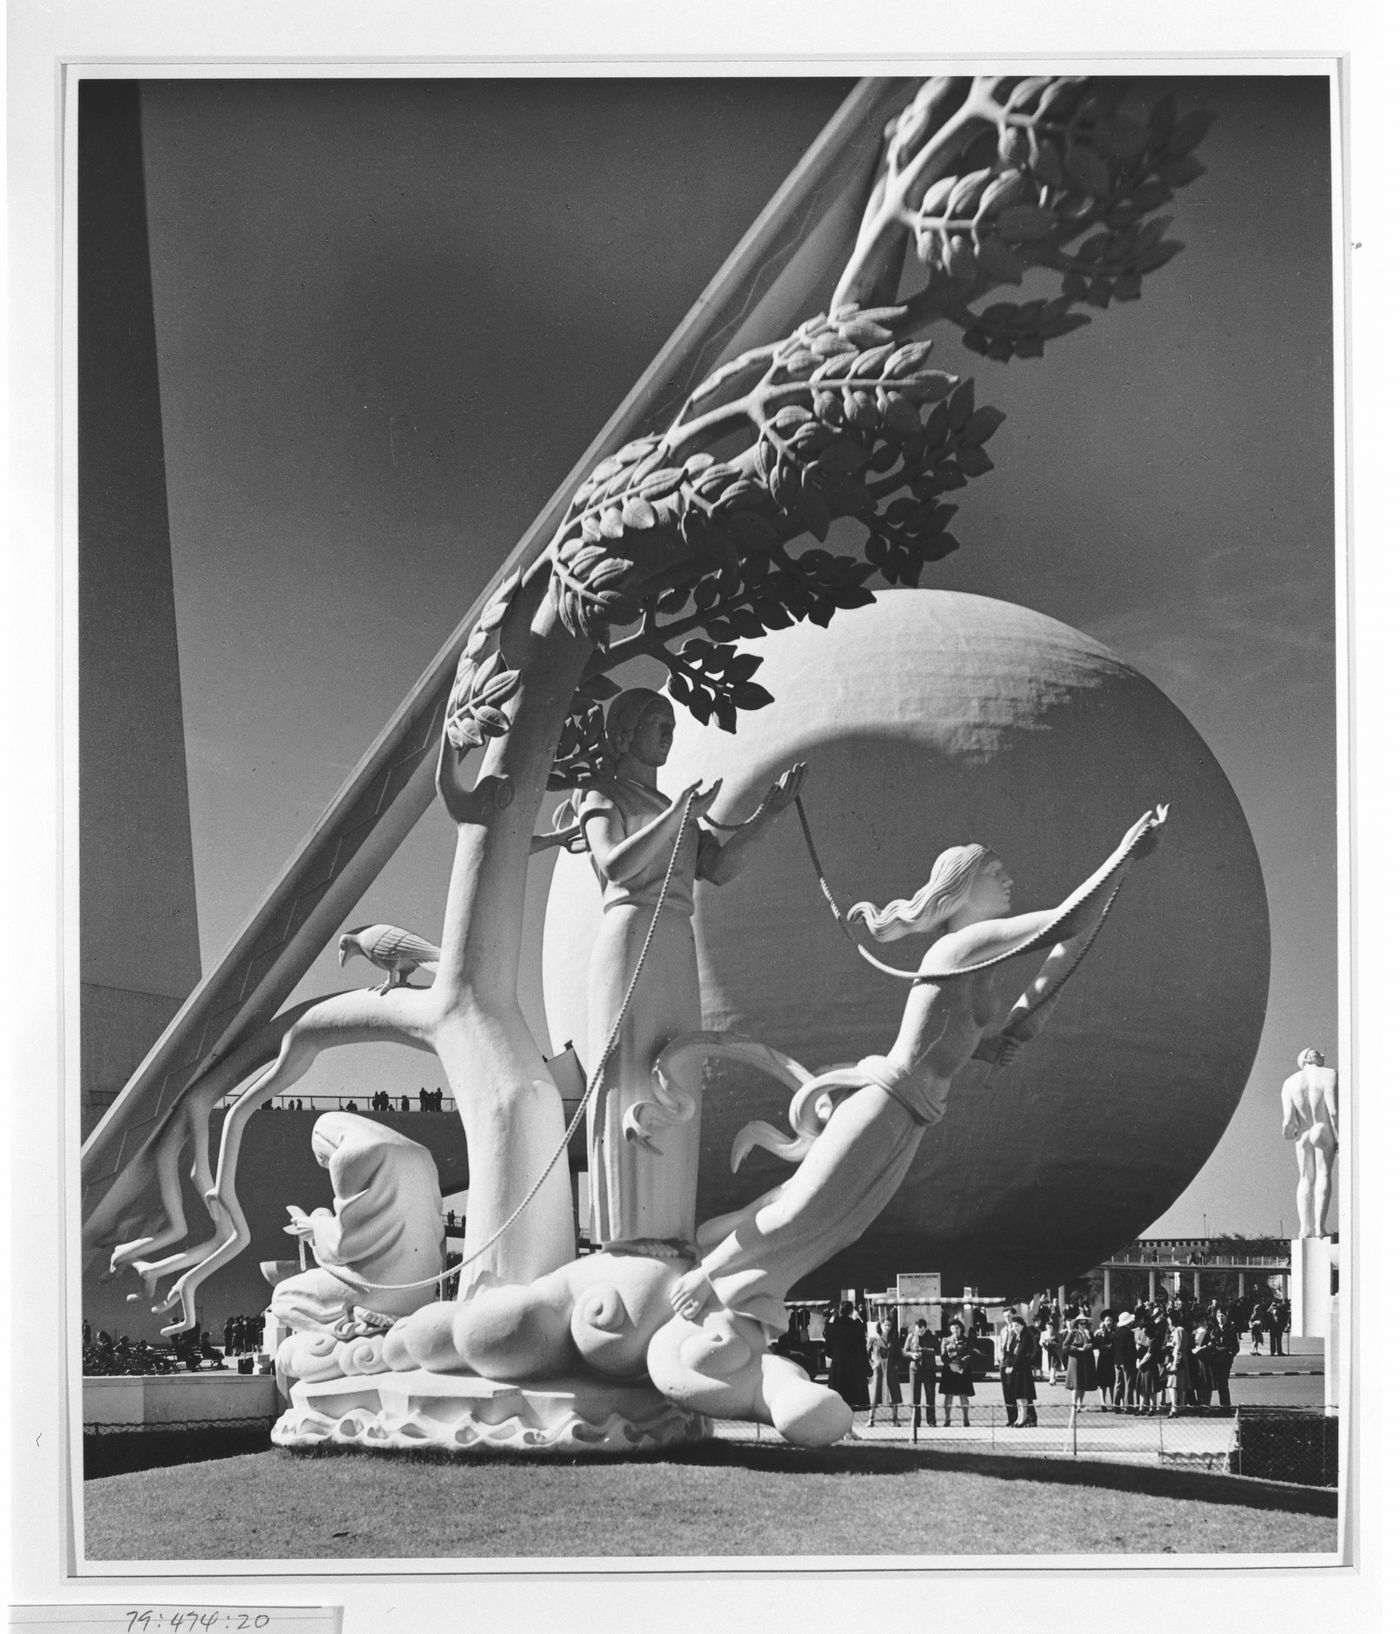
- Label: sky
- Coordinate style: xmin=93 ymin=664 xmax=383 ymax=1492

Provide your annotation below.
xmin=132 ymin=72 xmax=1338 ymax=1241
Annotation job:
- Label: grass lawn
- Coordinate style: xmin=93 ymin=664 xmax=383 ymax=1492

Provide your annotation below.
xmin=83 ymin=1442 xmax=1337 ymax=1561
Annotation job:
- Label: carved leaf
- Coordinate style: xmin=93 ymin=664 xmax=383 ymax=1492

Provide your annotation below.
xmin=882 ymin=340 xmax=933 ymax=378
xmin=475 ymin=666 xmax=521 ymax=709
xmin=838 ymin=319 xmax=894 ymax=347
xmin=636 ymin=467 xmax=684 ymax=501
xmin=446 ymin=716 xmax=484 ymax=751
xmin=473 ymin=705 xmax=511 ymax=737
xmin=622 ymin=496 xmax=658 ymax=530
xmin=1006 ymin=76 xmax=1054 ymax=114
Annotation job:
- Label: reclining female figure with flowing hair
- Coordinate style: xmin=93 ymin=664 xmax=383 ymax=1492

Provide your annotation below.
xmin=663 ymin=807 xmax=1168 ymax=1338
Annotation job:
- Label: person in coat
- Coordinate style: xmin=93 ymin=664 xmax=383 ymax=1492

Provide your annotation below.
xmin=867 ymin=1317 xmax=903 ymax=1426
xmin=1111 ymin=1310 xmax=1138 ymax=1411
xmin=1002 ymin=1312 xmax=1039 ymax=1427
xmin=1063 ymin=1314 xmax=1096 ymax=1410
xmin=904 ymin=1317 xmax=940 ymax=1429
xmin=1092 ymin=1311 xmax=1116 ymax=1410
xmin=939 ymin=1317 xmax=976 ymax=1426
xmin=996 ymin=1309 xmax=1022 ymax=1425
xmin=823 ymin=1302 xmax=870 ymax=1409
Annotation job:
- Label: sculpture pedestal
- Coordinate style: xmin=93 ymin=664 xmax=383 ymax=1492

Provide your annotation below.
xmin=1290 ymin=1237 xmax=1333 ymax=1338
xmin=1324 ymin=1293 xmax=1340 ymax=1415
xmin=272 ymin=1368 xmax=713 ymax=1456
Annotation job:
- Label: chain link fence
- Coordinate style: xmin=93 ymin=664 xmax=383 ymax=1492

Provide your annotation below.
xmin=718 ymin=1401 xmax=1337 ymax=1489
xmin=719 ymin=1400 xmax=1237 ymax=1466
xmin=1231 ymin=1407 xmax=1337 ymax=1488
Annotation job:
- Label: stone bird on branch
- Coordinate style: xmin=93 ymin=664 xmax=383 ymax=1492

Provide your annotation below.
xmin=337 ymin=924 xmax=441 ymax=992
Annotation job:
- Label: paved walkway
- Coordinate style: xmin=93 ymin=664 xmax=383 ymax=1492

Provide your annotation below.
xmin=713 ymin=1349 xmax=1325 ymax=1460
xmin=715 ymin=1403 xmax=1239 ymax=1466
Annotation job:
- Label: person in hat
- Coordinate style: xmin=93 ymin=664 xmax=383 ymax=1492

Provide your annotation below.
xmin=1063 ymin=1314 xmax=1096 ymax=1410
xmin=1111 ymin=1309 xmax=1138 ymax=1412
xmin=1092 ymin=1309 xmax=1117 ymax=1410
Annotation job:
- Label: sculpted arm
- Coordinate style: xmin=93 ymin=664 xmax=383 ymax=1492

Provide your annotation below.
xmin=581 ymin=782 xmax=719 ymax=883
xmin=697 ymin=763 xmax=807 ymax=886
xmin=1281 ymin=1076 xmax=1304 ymax=1141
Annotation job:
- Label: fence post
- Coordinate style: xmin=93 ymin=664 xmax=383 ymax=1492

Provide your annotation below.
xmin=1231 ymin=1408 xmax=1241 ymax=1476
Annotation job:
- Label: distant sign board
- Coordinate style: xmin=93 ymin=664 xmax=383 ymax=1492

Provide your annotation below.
xmin=896 ymin=1272 xmax=942 ymax=1326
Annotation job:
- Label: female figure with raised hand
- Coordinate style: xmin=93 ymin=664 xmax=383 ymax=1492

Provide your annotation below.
xmin=654 ymin=808 xmax=1167 ymax=1437
xmin=574 ymin=687 xmax=804 ymax=1246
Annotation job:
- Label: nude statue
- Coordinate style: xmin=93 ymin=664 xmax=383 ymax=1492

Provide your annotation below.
xmin=1281 ymin=1047 xmax=1338 ymax=1239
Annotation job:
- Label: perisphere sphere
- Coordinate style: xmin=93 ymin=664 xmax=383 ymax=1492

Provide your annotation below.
xmin=542 ymin=590 xmax=1269 ymax=1299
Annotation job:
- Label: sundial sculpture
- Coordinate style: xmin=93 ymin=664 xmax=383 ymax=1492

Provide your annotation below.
xmin=88 ymin=76 xmax=1209 ymax=1451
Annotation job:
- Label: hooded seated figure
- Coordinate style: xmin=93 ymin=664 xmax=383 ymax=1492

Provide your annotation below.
xmin=271 ymin=1112 xmax=445 ymax=1333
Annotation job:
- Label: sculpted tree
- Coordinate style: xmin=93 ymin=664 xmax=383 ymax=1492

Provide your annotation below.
xmin=110 ymin=75 xmax=1211 ymax=1329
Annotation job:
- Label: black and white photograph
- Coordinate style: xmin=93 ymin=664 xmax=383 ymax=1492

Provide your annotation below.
xmin=8 ymin=3 xmax=1396 ymax=1629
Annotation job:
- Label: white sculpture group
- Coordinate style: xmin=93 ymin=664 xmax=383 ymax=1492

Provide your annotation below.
xmin=266 ymin=687 xmax=1167 ymax=1450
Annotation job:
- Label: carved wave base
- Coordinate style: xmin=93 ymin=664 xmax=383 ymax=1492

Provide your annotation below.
xmin=271 ymin=1368 xmax=714 ymax=1456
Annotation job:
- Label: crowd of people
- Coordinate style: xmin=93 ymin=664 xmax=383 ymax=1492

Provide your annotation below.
xmin=80 ymin=1314 xmax=270 ymax=1376
xmin=81 ymin=1319 xmax=229 ymax=1375
xmin=769 ymin=1286 xmax=1288 ymax=1425
xmin=222 ymin=1312 xmax=265 ymax=1355
xmin=80 ymin=1327 xmax=182 ymax=1376
xmin=254 ymin=1089 xmax=450 ymax=1112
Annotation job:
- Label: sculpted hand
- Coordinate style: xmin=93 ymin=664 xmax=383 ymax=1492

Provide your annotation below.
xmin=753 ymin=761 xmax=807 ymax=821
xmin=989 ymin=1036 xmax=1025 ymax=1068
xmin=972 ymin=1030 xmax=1027 ymax=1068
xmin=678 ymin=779 xmax=723 ymax=821
xmin=669 ymin=1266 xmax=718 ymax=1322
xmin=1125 ymin=803 xmax=1170 ymax=859
xmin=283 ymin=1205 xmax=316 ymax=1242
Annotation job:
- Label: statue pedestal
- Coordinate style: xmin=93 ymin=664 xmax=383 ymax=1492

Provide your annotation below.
xmin=1324 ymin=1293 xmax=1340 ymax=1415
xmin=271 ymin=1368 xmax=713 ymax=1456
xmin=1290 ymin=1237 xmax=1333 ymax=1338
